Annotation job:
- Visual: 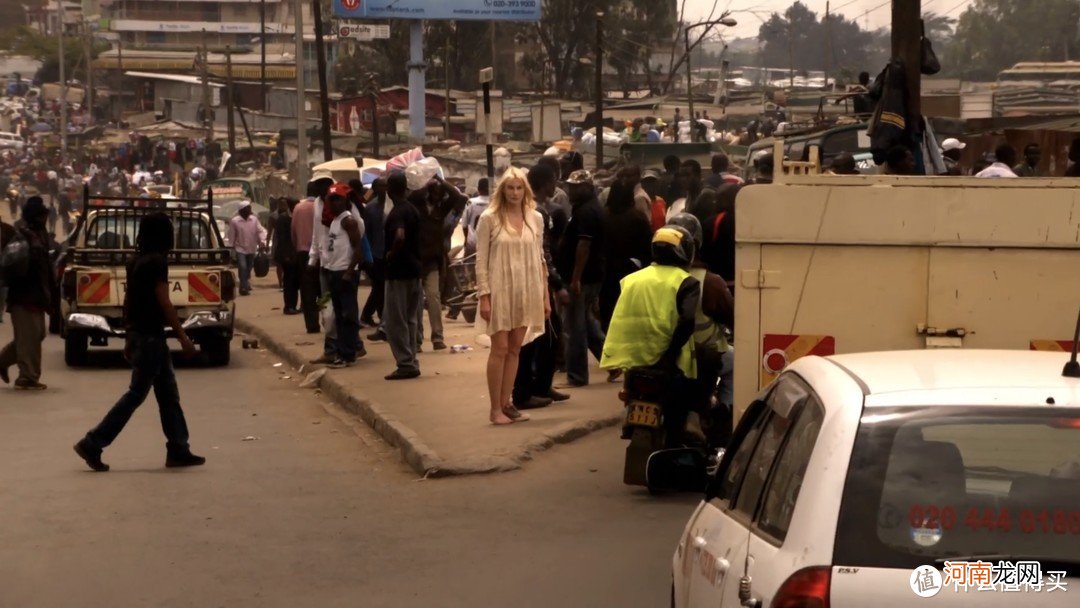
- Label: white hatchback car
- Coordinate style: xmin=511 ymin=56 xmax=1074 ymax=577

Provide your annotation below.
xmin=670 ymin=350 xmax=1080 ymax=607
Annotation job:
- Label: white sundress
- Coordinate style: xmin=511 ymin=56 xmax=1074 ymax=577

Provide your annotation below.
xmin=474 ymin=209 xmax=547 ymax=345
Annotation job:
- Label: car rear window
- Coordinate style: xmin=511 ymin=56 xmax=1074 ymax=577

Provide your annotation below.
xmin=87 ymin=215 xmax=213 ymax=250
xmin=834 ymin=407 xmax=1080 ymax=569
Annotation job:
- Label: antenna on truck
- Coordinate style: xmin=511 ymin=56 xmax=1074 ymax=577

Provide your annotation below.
xmin=1064 ymin=307 xmax=1080 ymax=379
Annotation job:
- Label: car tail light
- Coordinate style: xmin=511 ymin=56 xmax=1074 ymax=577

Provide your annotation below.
xmin=771 ymin=566 xmax=831 ymax=608
xmin=220 ymin=270 xmax=236 ymax=302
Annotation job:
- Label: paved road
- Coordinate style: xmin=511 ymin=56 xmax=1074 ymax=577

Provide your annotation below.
xmin=0 ymin=327 xmax=698 ymax=607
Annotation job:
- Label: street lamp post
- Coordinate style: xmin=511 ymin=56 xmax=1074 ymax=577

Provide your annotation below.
xmin=684 ymin=15 xmax=737 ymax=142
xmin=594 ymin=10 xmax=604 ymax=170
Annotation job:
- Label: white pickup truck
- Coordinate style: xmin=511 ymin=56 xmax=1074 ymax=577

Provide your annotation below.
xmin=58 ymin=194 xmax=237 ymax=366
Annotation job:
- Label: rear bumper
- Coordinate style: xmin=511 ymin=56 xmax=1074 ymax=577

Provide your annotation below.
xmin=65 ymin=308 xmax=234 ymax=338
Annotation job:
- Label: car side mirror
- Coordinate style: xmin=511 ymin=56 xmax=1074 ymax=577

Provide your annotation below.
xmin=646 ymin=448 xmax=709 ymax=494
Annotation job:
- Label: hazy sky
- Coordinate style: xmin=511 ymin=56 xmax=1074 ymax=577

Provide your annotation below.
xmin=683 ymin=0 xmax=973 ymax=40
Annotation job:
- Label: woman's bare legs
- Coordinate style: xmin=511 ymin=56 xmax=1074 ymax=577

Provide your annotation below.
xmin=499 ymin=327 xmax=528 ymax=416
xmin=487 ymin=331 xmax=514 ymax=424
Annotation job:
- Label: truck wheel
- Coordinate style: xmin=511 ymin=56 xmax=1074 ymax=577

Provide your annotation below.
xmin=202 ymin=336 xmax=231 ymax=367
xmin=65 ymin=332 xmax=89 ymax=367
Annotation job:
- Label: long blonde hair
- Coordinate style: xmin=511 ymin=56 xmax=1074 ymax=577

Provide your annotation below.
xmin=487 ymin=167 xmax=536 ymax=235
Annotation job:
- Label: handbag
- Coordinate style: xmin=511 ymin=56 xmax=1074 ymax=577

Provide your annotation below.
xmin=253 ymin=251 xmax=271 ymax=278
xmin=920 ymin=21 xmax=941 ymax=76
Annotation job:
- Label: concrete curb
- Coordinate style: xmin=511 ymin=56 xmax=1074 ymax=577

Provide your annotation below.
xmin=235 ymin=319 xmax=618 ymax=477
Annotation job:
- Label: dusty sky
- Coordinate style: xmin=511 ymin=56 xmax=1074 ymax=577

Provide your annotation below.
xmin=683 ymin=0 xmax=973 ymax=40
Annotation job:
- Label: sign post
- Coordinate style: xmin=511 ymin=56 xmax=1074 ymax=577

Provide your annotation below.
xmin=480 ymin=67 xmax=494 ymax=179
xmin=333 ymin=0 xmax=540 ymax=145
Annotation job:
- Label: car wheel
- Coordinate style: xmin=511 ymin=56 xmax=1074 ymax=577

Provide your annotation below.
xmin=202 ymin=335 xmax=231 ymax=367
xmin=64 ymin=331 xmax=89 ymax=367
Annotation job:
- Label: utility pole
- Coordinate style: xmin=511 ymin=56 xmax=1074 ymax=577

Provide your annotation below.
xmin=594 ymin=10 xmax=604 ymax=170
xmin=260 ymin=0 xmax=267 ymax=111
xmin=56 ymin=0 xmax=67 ymax=158
xmin=407 ymin=21 xmax=426 ymax=143
xmin=199 ymin=30 xmax=213 ymax=143
xmin=294 ymin=0 xmax=308 ymax=190
xmin=443 ymin=41 xmax=451 ymax=140
xmin=824 ymin=1 xmax=833 ymax=90
xmin=684 ymin=25 xmax=694 ymax=142
xmin=788 ymin=21 xmax=795 ymax=88
xmin=115 ymin=38 xmax=122 ymax=123
xmin=312 ymin=0 xmax=332 ymax=161
xmin=480 ymin=67 xmax=494 ymax=179
xmin=369 ymin=74 xmax=380 ymax=157
xmin=892 ymin=0 xmax=922 ymax=118
xmin=225 ymin=46 xmax=237 ymax=155
xmin=83 ymin=20 xmax=94 ymax=121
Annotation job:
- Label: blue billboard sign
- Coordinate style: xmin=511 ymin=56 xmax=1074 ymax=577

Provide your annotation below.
xmin=332 ymin=0 xmax=541 ymax=22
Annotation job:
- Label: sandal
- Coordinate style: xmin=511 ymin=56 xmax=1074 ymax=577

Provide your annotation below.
xmin=503 ymin=405 xmax=531 ymax=422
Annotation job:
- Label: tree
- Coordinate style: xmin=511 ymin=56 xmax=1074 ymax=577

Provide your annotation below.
xmin=951 ymin=0 xmax=1080 ymax=80
xmin=0 ymin=25 xmax=103 ymax=83
xmin=756 ymin=2 xmax=885 ymax=83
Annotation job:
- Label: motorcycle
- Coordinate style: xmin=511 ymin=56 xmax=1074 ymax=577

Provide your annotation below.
xmin=619 ymin=366 xmax=732 ymax=492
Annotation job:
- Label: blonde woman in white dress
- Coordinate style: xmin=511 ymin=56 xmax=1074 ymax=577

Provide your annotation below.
xmin=476 ymin=167 xmax=550 ymax=425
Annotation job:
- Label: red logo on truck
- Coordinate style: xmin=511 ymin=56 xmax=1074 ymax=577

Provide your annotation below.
xmin=760 ymin=334 xmax=836 ymax=387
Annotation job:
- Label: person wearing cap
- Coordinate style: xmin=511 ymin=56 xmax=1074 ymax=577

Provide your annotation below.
xmin=308 ymin=174 xmax=365 ymax=364
xmin=0 ymin=196 xmax=54 ymax=390
xmin=557 ymin=169 xmax=607 ymax=387
xmin=227 ymin=200 xmax=268 ymax=296
xmin=601 ymin=225 xmax=701 ymax=439
xmin=320 ymin=183 xmax=366 ymax=367
xmin=667 ymin=213 xmax=735 ymax=436
xmin=940 ymin=138 xmax=966 ymax=176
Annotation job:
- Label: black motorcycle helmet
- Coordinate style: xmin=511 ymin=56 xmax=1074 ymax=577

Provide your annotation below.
xmin=666 ymin=212 xmax=703 ymax=249
xmin=651 ymin=225 xmax=696 ymax=268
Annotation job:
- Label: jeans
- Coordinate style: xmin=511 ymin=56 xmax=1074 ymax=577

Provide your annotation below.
xmin=385 ymin=278 xmax=422 ymax=373
xmin=417 ymin=267 xmax=443 ymax=345
xmin=327 ymin=270 xmax=362 ymax=362
xmin=236 ymin=252 xmax=255 ymax=293
xmin=84 ymin=332 xmax=190 ymax=454
xmin=361 ymin=258 xmax=385 ymax=323
xmin=0 ymin=281 xmax=6 ymax=323
xmin=513 ymin=301 xmax=561 ymax=403
xmin=564 ymin=282 xmax=604 ymax=385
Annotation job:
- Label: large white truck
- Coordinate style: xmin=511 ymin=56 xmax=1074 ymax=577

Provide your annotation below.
xmin=733 ymin=174 xmax=1080 ymax=413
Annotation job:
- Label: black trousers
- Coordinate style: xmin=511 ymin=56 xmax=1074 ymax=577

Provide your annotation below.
xmin=296 ymin=252 xmax=320 ymax=333
xmin=513 ymin=303 xmax=562 ymax=404
xmin=361 ymin=258 xmax=386 ymax=323
xmin=281 ymin=254 xmax=299 ymax=311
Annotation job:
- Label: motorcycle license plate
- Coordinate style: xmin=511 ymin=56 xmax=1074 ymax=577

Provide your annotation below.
xmin=627 ymin=402 xmax=661 ymax=428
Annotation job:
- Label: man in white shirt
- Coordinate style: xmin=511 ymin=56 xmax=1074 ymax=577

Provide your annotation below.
xmin=975 ymin=144 xmax=1019 ymax=179
xmin=320 ymin=183 xmax=366 ymax=367
xmin=307 ymin=175 xmax=365 ymax=365
xmin=226 ymin=200 xmax=267 ymax=295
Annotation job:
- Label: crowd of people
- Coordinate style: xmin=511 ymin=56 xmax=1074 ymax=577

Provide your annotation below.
xmin=253 ymin=149 xmax=746 ymax=426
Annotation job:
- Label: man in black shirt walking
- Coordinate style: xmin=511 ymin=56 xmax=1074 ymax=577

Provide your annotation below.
xmin=74 ymin=213 xmax=205 ymax=472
